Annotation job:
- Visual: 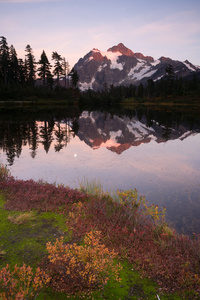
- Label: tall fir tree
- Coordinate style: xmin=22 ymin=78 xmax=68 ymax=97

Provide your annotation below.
xmin=25 ymin=44 xmax=36 ymax=85
xmin=37 ymin=50 xmax=52 ymax=87
xmin=69 ymin=67 xmax=79 ymax=88
xmin=52 ymin=51 xmax=63 ymax=86
xmin=9 ymin=45 xmax=19 ymax=82
xmin=0 ymin=36 xmax=10 ymax=85
xmin=18 ymin=59 xmax=27 ymax=84
xmin=62 ymin=57 xmax=70 ymax=88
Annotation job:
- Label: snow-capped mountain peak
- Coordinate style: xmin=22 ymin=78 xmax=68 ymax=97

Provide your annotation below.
xmin=107 ymin=43 xmax=135 ymax=56
xmin=74 ymin=43 xmax=200 ymax=91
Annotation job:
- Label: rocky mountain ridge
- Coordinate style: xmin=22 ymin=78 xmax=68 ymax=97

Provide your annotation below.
xmin=76 ymin=111 xmax=199 ymax=155
xmin=74 ymin=43 xmax=200 ymax=91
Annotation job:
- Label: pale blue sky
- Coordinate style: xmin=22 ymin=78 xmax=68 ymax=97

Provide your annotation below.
xmin=0 ymin=0 xmax=200 ymax=68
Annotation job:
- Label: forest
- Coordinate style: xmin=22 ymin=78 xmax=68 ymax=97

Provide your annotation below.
xmin=0 ymin=36 xmax=79 ymax=101
xmin=0 ymin=36 xmax=200 ymax=105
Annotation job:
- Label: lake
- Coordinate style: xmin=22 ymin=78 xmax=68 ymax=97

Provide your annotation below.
xmin=0 ymin=105 xmax=200 ymax=235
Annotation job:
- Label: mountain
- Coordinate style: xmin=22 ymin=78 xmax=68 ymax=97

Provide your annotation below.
xmin=76 ymin=111 xmax=199 ymax=154
xmin=74 ymin=43 xmax=200 ymax=91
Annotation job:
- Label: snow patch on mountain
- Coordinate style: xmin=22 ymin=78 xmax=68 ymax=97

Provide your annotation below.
xmin=80 ymin=111 xmax=95 ymax=123
xmin=92 ymin=49 xmax=100 ymax=53
xmin=98 ymin=64 xmax=107 ymax=72
xmin=97 ymin=128 xmax=107 ymax=136
xmin=109 ymin=130 xmax=123 ymax=140
xmin=94 ymin=130 xmax=122 ymax=149
xmin=80 ymin=111 xmax=88 ymax=118
xmin=89 ymin=49 xmax=123 ymax=70
xmin=140 ymin=70 xmax=157 ymax=79
xmin=150 ymin=60 xmax=160 ymax=66
xmin=87 ymin=56 xmax=94 ymax=62
xmin=179 ymin=131 xmax=198 ymax=140
xmin=128 ymin=62 xmax=145 ymax=78
xmin=79 ymin=78 xmax=95 ymax=91
xmin=127 ymin=120 xmax=155 ymax=138
xmin=153 ymin=75 xmax=164 ymax=81
xmin=102 ymin=50 xmax=123 ymax=70
xmin=128 ymin=62 xmax=157 ymax=80
xmin=183 ymin=61 xmax=196 ymax=71
xmin=148 ymin=134 xmax=157 ymax=141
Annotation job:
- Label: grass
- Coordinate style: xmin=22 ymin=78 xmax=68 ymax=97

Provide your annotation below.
xmin=8 ymin=211 xmax=36 ymax=225
xmin=0 ymin=167 xmax=200 ymax=299
xmin=79 ymin=177 xmax=104 ymax=198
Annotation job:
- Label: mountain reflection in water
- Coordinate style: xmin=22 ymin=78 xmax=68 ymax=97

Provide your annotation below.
xmin=0 ymin=107 xmax=200 ymax=235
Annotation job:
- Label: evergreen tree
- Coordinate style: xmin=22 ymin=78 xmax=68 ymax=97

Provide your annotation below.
xmin=165 ymin=64 xmax=175 ymax=81
xmin=29 ymin=122 xmax=39 ymax=159
xmin=147 ymin=79 xmax=155 ymax=98
xmin=52 ymin=51 xmax=63 ymax=86
xmin=165 ymin=64 xmax=175 ymax=95
xmin=40 ymin=120 xmax=54 ymax=153
xmin=37 ymin=50 xmax=52 ymax=87
xmin=69 ymin=67 xmax=79 ymax=88
xmin=62 ymin=57 xmax=70 ymax=88
xmin=9 ymin=45 xmax=19 ymax=82
xmin=46 ymin=69 xmax=54 ymax=89
xmin=0 ymin=36 xmax=10 ymax=85
xmin=18 ymin=58 xmax=26 ymax=84
xmin=25 ymin=44 xmax=36 ymax=85
xmin=24 ymin=58 xmax=29 ymax=82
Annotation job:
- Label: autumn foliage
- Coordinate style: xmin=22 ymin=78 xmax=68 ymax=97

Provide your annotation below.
xmin=0 ymin=167 xmax=200 ymax=298
xmin=66 ymin=191 xmax=200 ymax=295
xmin=0 ymin=264 xmax=50 ymax=300
xmin=44 ymin=231 xmax=121 ymax=294
xmin=0 ymin=177 xmax=89 ymax=212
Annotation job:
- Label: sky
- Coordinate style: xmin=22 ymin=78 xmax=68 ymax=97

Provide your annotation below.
xmin=0 ymin=0 xmax=200 ymax=69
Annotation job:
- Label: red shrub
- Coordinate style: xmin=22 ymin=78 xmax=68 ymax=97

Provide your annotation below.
xmin=66 ymin=195 xmax=200 ymax=295
xmin=0 ymin=178 xmax=89 ymax=212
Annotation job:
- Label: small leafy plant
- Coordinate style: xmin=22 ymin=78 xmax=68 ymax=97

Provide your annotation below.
xmin=0 ymin=264 xmax=50 ymax=299
xmin=117 ymin=188 xmax=166 ymax=224
xmin=117 ymin=188 xmax=145 ymax=210
xmin=45 ymin=230 xmax=121 ymax=294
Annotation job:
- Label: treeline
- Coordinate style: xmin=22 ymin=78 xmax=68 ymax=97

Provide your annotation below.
xmin=138 ymin=64 xmax=200 ymax=99
xmin=0 ymin=117 xmax=80 ymax=165
xmin=80 ymin=64 xmax=200 ymax=106
xmin=1 ymin=36 xmax=200 ymax=104
xmin=0 ymin=36 xmax=79 ymax=100
xmin=1 ymin=105 xmax=199 ymax=166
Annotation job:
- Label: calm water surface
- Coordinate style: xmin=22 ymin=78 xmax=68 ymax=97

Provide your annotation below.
xmin=0 ymin=106 xmax=200 ymax=234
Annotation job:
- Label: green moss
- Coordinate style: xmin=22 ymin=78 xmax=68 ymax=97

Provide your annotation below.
xmin=0 ymin=196 xmax=69 ymax=269
xmin=37 ymin=211 xmax=69 ymax=234
xmin=102 ymin=260 xmax=156 ymax=299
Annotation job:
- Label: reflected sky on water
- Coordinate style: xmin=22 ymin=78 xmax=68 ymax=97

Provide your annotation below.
xmin=0 ymin=108 xmax=200 ymax=235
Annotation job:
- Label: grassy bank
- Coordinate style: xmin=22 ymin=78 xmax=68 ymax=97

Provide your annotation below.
xmin=0 ymin=165 xmax=200 ymax=299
